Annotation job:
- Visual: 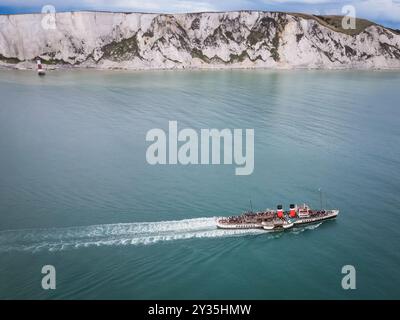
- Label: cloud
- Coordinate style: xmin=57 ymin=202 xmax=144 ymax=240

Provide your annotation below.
xmin=0 ymin=0 xmax=216 ymax=13
xmin=356 ymin=0 xmax=400 ymax=25
xmin=83 ymin=0 xmax=217 ymax=12
xmin=264 ymin=0 xmax=339 ymax=3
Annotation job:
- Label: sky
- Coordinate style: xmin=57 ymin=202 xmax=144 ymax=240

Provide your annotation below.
xmin=0 ymin=0 xmax=399 ymax=29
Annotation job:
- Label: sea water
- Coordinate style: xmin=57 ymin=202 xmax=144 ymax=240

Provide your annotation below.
xmin=0 ymin=69 xmax=399 ymax=299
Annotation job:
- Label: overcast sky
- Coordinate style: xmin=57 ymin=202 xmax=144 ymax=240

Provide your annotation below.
xmin=1 ymin=0 xmax=399 ymax=29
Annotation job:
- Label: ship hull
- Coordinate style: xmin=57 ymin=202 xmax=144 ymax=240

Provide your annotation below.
xmin=216 ymin=222 xmax=263 ymax=229
xmin=263 ymin=222 xmax=294 ymax=232
xmin=293 ymin=211 xmax=339 ymax=226
xmin=216 ymin=220 xmax=295 ymax=231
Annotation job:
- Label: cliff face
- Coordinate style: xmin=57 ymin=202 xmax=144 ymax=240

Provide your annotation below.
xmin=1 ymin=11 xmax=400 ymax=70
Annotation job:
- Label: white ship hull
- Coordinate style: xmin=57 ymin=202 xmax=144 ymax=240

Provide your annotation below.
xmin=294 ymin=210 xmax=339 ymax=225
xmin=262 ymin=222 xmax=294 ymax=232
xmin=216 ymin=221 xmax=263 ymax=229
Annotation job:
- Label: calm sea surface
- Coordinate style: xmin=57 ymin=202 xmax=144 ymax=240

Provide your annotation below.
xmin=0 ymin=69 xmax=399 ymax=299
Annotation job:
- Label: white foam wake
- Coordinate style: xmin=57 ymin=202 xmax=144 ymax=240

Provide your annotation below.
xmin=0 ymin=217 xmax=266 ymax=252
xmin=291 ymin=222 xmax=323 ymax=234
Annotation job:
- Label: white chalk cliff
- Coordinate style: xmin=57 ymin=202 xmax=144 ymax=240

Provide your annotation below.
xmin=1 ymin=11 xmax=400 ymax=70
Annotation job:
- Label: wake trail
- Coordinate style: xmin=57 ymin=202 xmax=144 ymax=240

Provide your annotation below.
xmin=0 ymin=217 xmax=265 ymax=252
xmin=0 ymin=218 xmax=324 ymax=252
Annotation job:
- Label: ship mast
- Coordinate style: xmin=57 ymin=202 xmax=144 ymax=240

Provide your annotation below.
xmin=319 ymin=188 xmax=322 ymax=210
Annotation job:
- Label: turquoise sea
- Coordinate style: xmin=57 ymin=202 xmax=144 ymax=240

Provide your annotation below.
xmin=0 ymin=69 xmax=399 ymax=299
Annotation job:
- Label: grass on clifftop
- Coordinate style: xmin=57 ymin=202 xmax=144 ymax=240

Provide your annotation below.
xmin=292 ymin=13 xmax=375 ymax=36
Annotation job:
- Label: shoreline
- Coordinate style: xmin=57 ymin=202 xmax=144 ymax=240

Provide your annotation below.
xmin=2 ymin=63 xmax=400 ymax=73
